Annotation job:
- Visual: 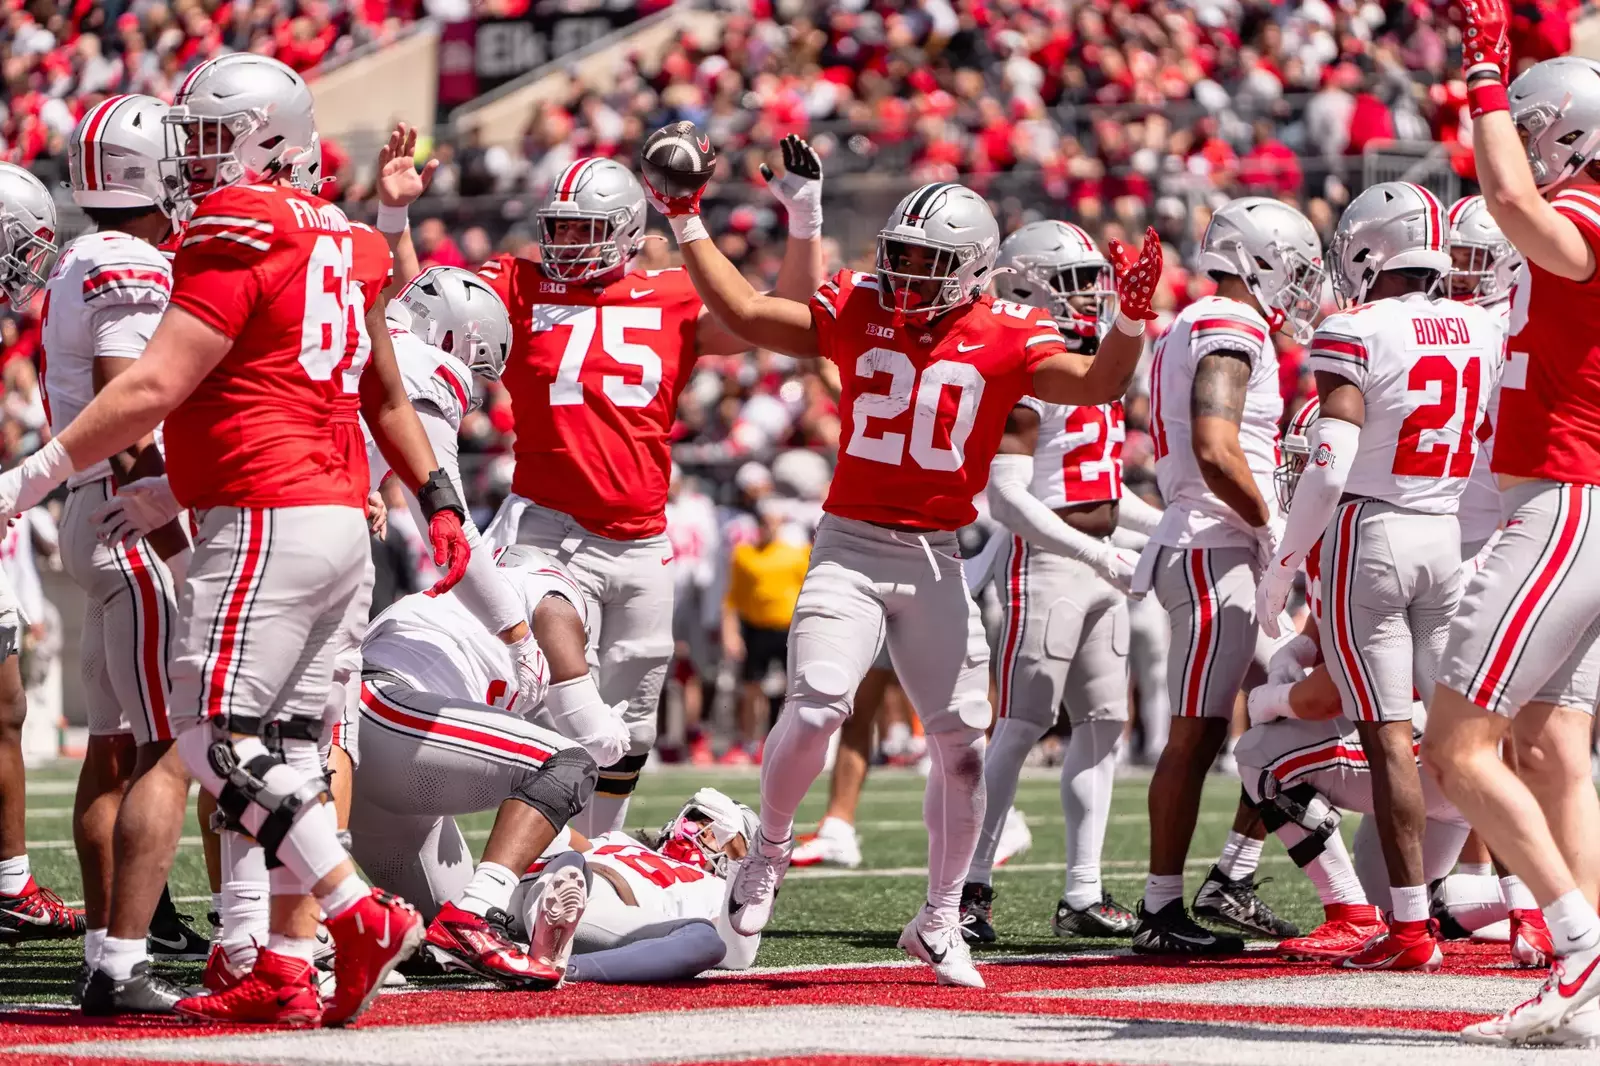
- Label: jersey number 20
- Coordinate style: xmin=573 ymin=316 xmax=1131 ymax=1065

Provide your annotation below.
xmin=846 ymin=347 xmax=986 ymax=471
xmin=1393 ymin=354 xmax=1482 ymax=478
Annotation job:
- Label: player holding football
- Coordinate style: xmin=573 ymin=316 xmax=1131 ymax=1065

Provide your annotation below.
xmin=0 ymin=53 xmax=471 ymax=1028
xmin=0 ymin=164 xmax=84 ymax=949
xmin=478 ymin=133 xmax=828 ymax=836
xmin=640 ymin=123 xmax=1159 ymax=986
xmin=1134 ymin=197 xmax=1321 ymax=954
xmin=1421 ymin=4 xmax=1600 ymax=1042
xmin=959 ymin=220 xmax=1161 ymax=942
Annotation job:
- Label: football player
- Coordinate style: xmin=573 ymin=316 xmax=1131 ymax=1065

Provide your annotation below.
xmin=1424 ymin=21 xmax=1600 ymax=1044
xmin=1134 ymin=197 xmax=1322 ymax=954
xmin=511 ymin=788 xmax=761 ymax=984
xmin=477 ymin=134 xmax=828 ymax=836
xmin=0 ymin=164 xmax=84 ymax=950
xmin=350 ymin=544 xmax=623 ymax=988
xmin=1259 ymin=181 xmax=1504 ymax=971
xmin=0 ymin=53 xmax=473 ymax=1028
xmin=961 ymin=220 xmax=1163 ymax=942
xmin=644 ymin=127 xmax=1159 ymax=986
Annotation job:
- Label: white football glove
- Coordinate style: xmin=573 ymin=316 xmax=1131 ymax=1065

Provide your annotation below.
xmin=1254 ymin=513 xmax=1285 ymax=571
xmin=508 ymin=631 xmax=550 ymax=710
xmin=759 ymin=133 xmax=823 ymax=239
xmin=1267 ymin=633 xmax=1318 ymax=686
xmin=1090 ymin=543 xmax=1141 ymax=596
xmin=1246 ymin=684 xmax=1290 ymax=728
xmin=94 ymin=475 xmax=181 ymax=547
xmin=0 ymin=439 xmax=72 ymax=521
xmin=1255 ymin=552 xmax=1301 ymax=639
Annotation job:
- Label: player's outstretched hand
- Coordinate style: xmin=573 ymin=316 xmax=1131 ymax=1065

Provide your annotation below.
xmin=425 ymin=510 xmax=471 ymax=596
xmin=376 ymin=122 xmax=440 ymax=209
xmin=94 ymin=475 xmax=181 ymax=547
xmin=1108 ymin=225 xmax=1163 ymax=322
xmin=1457 ymin=0 xmax=1511 ymax=82
xmin=640 ymin=121 xmax=717 ymax=218
xmin=759 ymin=134 xmax=824 ymax=239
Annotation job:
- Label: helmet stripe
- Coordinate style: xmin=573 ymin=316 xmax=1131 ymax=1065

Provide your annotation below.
xmin=1448 ymin=195 xmax=1478 ymax=228
xmin=1406 ymin=182 xmax=1444 ymax=250
xmin=902 ymin=182 xmax=952 ymax=227
xmin=1063 ymin=221 xmax=1095 ymax=251
xmin=176 ymin=57 xmax=216 ymax=102
xmin=558 ymin=158 xmax=595 ymax=201
xmin=77 ymin=95 xmax=128 ymax=192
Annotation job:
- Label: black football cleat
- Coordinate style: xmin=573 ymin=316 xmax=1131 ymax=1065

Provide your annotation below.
xmin=1052 ymin=892 xmax=1138 ymax=938
xmin=80 ymin=961 xmax=189 ymax=1016
xmin=1132 ymin=898 xmax=1246 ymax=956
xmin=148 ymin=886 xmax=210 ymax=961
xmin=1192 ymin=865 xmax=1299 ymax=939
xmin=958 ymin=882 xmax=996 ymax=944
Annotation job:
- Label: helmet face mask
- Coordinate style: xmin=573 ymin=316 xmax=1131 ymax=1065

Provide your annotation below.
xmin=1275 ymin=399 xmax=1321 ymax=510
xmin=387 ymin=266 xmax=512 ymax=399
xmin=1196 ymin=197 xmax=1325 ymax=344
xmin=535 ymin=159 xmax=646 ymax=284
xmin=876 ymin=183 xmax=999 ymax=323
xmin=537 ymin=213 xmax=621 ymax=281
xmin=0 ymin=163 xmax=58 ymax=306
xmin=657 ymin=789 xmax=756 ymax=879
xmin=876 ymin=236 xmax=970 ymax=317
xmin=161 ymin=55 xmax=316 ymax=207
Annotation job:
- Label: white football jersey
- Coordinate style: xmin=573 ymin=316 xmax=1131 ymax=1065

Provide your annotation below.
xmin=39 ymin=231 xmax=171 ymax=488
xmin=361 ymin=549 xmax=588 ymax=714
xmin=363 ymin=329 xmax=476 ymax=490
xmin=1456 ymin=302 xmax=1510 ymax=548
xmin=1308 ymin=293 xmax=1503 ymax=515
xmin=580 ymin=832 xmax=728 ymax=925
xmin=1018 ymin=396 xmax=1125 ymax=508
xmin=1149 ymin=296 xmax=1282 ymax=548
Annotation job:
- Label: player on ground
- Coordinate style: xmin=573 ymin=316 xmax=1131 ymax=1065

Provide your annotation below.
xmin=350 ymin=544 xmax=620 ymax=987
xmin=0 ymin=53 xmax=474 ymax=1029
xmin=512 ymin=788 xmax=761 ymax=983
xmin=1259 ymin=180 xmax=1503 ymax=971
xmin=960 ymin=220 xmax=1162 ymax=942
xmin=1421 ymin=17 xmax=1600 ymax=1044
xmin=640 ymin=122 xmax=1159 ymax=985
xmin=478 ymin=134 xmax=828 ymax=836
xmin=0 ymin=164 xmax=84 ymax=949
xmin=1133 ymin=197 xmax=1322 ymax=954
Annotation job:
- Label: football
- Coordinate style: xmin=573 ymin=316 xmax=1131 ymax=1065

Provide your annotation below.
xmin=640 ymin=121 xmax=717 ymax=198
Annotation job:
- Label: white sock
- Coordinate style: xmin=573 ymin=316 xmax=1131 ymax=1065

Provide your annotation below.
xmin=98 ymin=935 xmax=147 ymax=981
xmin=0 ymin=854 xmax=30 ymax=895
xmin=1216 ymin=830 xmax=1264 ymax=882
xmin=968 ymin=717 xmax=1045 ymax=886
xmin=1545 ymin=889 xmax=1600 ymax=955
xmin=219 ymin=829 xmax=270 ymax=965
xmin=1459 ymin=862 xmax=1494 ymax=878
xmin=316 ymin=873 xmax=368 ymax=920
xmin=457 ymin=862 xmax=519 ymax=917
xmin=1501 ymin=875 xmax=1539 ymax=912
xmin=265 ymin=934 xmax=318 ymax=963
xmin=924 ymin=730 xmax=987 ymax=913
xmin=756 ymin=703 xmax=835 ymax=844
xmin=210 ymin=892 xmax=223 ymax=918
xmin=1144 ymin=873 xmax=1183 ymax=912
xmin=1421 ymin=819 xmax=1471 ymax=884
xmin=84 ymin=927 xmax=107 ymax=969
xmin=1061 ymin=719 xmax=1120 ymax=909
xmin=1390 ymin=883 xmax=1429 ymax=924
xmin=1278 ymin=824 xmax=1366 ymax=907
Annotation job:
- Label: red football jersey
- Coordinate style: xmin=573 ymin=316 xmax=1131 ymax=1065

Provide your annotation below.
xmin=1495 ymin=187 xmax=1600 ymax=484
xmin=336 ymin=219 xmax=393 ymax=420
xmin=165 ymin=184 xmax=376 ymax=510
xmin=812 ymin=269 xmax=1068 ymax=530
xmin=479 ymin=256 xmax=702 ymax=539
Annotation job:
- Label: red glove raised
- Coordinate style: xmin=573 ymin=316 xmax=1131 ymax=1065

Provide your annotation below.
xmin=1457 ymin=0 xmax=1511 ymax=83
xmin=426 ymin=509 xmax=471 ymax=596
xmin=1109 ymin=226 xmax=1164 ymax=323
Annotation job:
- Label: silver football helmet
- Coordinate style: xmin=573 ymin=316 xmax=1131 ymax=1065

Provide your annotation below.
xmin=992 ymin=220 xmax=1115 ymax=334
xmin=163 ymin=53 xmax=316 ymax=205
xmin=1328 ymin=182 xmax=1452 ymax=308
xmin=69 ymin=94 xmax=180 ymax=219
xmin=877 ymin=182 xmax=999 ymax=320
xmin=387 ymin=265 xmax=512 ymax=381
xmin=536 ymin=157 xmax=647 ymax=283
xmin=1195 ymin=197 xmax=1325 ymax=343
xmin=1508 ymin=56 xmax=1600 ymax=192
xmin=1447 ymin=195 xmax=1522 ymax=306
xmin=0 ymin=163 xmax=58 ymax=306
xmin=1275 ymin=398 xmax=1320 ymax=510
xmin=657 ymin=787 xmax=758 ymax=879
xmin=289 ymin=131 xmax=326 ymax=195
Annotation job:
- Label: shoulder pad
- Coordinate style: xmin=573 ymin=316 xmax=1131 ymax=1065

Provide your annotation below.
xmin=76 ymin=233 xmax=172 ymax=309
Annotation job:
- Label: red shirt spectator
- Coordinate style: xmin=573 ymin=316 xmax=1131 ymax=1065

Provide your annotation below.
xmin=1346 ymin=91 xmax=1396 ymax=155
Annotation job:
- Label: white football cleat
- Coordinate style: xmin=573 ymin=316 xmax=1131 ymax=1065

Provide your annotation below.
xmin=728 ymin=830 xmax=792 ymax=936
xmin=1529 ymin=999 xmax=1600 ymax=1048
xmin=899 ymin=905 xmax=984 ymax=988
xmin=1498 ymin=937 xmax=1600 ymax=1041
xmin=1460 ymin=1011 xmax=1513 ymax=1046
xmin=993 ymin=807 xmax=1032 ymax=867
xmin=790 ymin=818 xmax=861 ymax=869
xmin=529 ymin=864 xmax=588 ymax=984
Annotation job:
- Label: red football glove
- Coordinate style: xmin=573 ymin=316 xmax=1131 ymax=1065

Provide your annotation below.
xmin=641 ymin=175 xmax=708 ymax=219
xmin=1109 ymin=226 xmax=1163 ymax=323
xmin=425 ymin=510 xmax=471 ymax=596
xmin=1457 ymin=0 xmax=1510 ymax=82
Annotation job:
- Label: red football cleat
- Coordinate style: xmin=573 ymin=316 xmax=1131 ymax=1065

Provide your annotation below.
xmin=201 ymin=942 xmax=251 ymax=993
xmin=175 ymin=950 xmax=322 ymax=1027
xmin=323 ymin=888 xmax=422 ymax=1027
xmin=1278 ymin=903 xmax=1387 ymax=961
xmin=1511 ymin=908 xmax=1555 ymax=969
xmin=0 ymin=877 xmax=86 ymax=942
xmin=1338 ymin=917 xmax=1442 ymax=971
xmin=423 ymin=901 xmax=559 ymax=988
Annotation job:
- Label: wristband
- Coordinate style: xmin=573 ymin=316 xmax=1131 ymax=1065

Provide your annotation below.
xmin=1467 ymin=79 xmax=1510 ymax=119
xmin=1114 ymin=313 xmax=1147 ymax=337
xmin=375 ymin=202 xmax=410 ymax=235
xmin=669 ymin=214 xmax=710 ymax=245
xmin=415 ymin=468 xmax=465 ymax=522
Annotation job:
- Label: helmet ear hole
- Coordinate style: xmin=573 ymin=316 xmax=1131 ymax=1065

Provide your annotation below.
xmin=441 ymin=330 xmax=455 ymax=354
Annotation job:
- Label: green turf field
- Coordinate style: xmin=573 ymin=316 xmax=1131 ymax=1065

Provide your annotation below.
xmin=0 ymin=761 xmax=1326 ymax=1004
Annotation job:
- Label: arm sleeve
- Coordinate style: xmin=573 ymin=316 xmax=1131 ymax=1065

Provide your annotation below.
xmin=987 ymin=453 xmax=1111 ymax=566
xmin=565 ymin=919 xmax=727 ymax=983
xmin=91 ymin=304 xmax=164 ymax=362
xmin=1278 ymin=416 xmax=1361 ymax=561
xmin=1306 ymin=321 xmax=1370 ymax=388
xmin=1115 ymin=490 xmax=1164 ymax=537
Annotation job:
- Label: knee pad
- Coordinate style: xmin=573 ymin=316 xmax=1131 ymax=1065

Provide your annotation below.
xmin=517 ymin=746 xmax=599 ymax=829
xmin=625 ymin=715 xmax=657 ymax=758
xmin=1267 ymin=784 xmax=1342 ymax=868
xmin=207 ymin=738 xmax=331 ymax=868
xmin=594 ymin=751 xmax=648 ymax=799
xmin=789 ymin=660 xmax=855 ymax=732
